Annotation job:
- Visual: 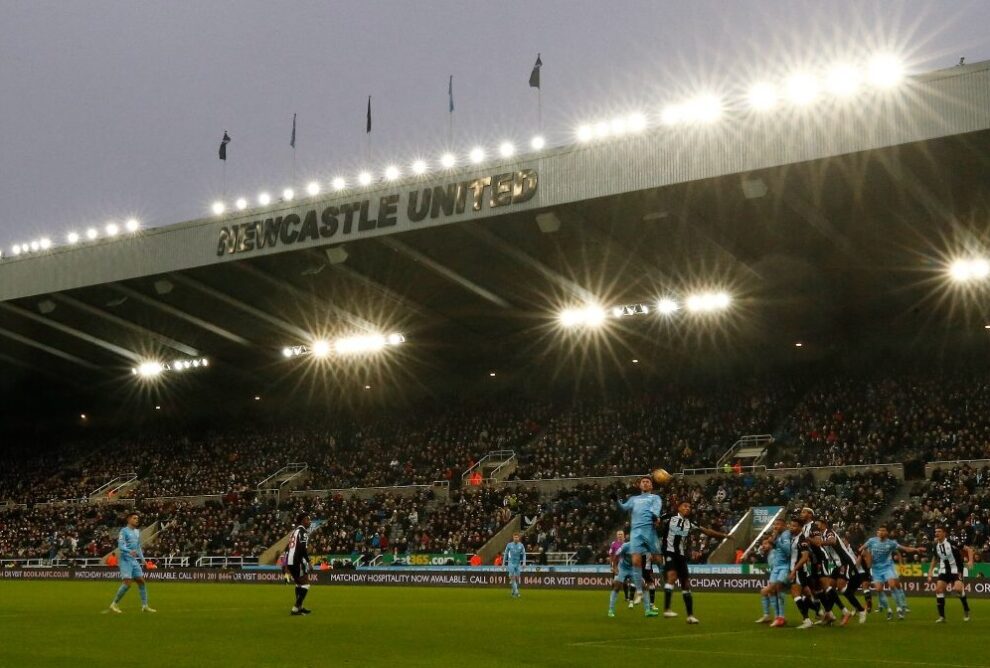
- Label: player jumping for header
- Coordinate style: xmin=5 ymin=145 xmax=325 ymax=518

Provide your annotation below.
xmin=615 ymin=476 xmax=664 ymax=618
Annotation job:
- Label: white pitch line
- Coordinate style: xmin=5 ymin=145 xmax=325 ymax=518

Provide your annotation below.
xmin=569 ymin=630 xmax=752 ymax=647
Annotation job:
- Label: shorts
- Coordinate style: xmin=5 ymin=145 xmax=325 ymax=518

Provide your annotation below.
xmin=507 ymin=564 xmax=522 ymax=577
xmin=796 ymin=569 xmax=815 ymax=589
xmin=937 ymin=572 xmax=959 ymax=585
xmin=119 ymin=559 xmax=143 ymax=580
xmin=664 ymin=553 xmax=690 ymax=583
xmin=769 ymin=565 xmax=790 ymax=586
xmin=287 ymin=563 xmax=308 ymax=585
xmin=629 ymin=528 xmax=660 ymax=555
xmin=829 ymin=565 xmax=848 ymax=581
xmin=615 ymin=564 xmax=634 ymax=584
xmin=871 ymin=564 xmax=898 ymax=584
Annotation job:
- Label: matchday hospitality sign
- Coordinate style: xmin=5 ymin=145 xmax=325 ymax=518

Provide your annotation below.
xmin=216 ymin=170 xmax=538 ymax=257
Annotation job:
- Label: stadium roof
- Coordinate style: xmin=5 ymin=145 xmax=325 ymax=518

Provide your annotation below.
xmin=2 ymin=61 xmax=990 ymax=421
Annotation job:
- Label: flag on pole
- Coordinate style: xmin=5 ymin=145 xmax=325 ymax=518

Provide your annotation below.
xmin=290 ymin=113 xmax=296 ymax=148
xmin=366 ymin=96 xmax=372 ymax=133
xmin=529 ymin=54 xmax=542 ymax=88
xmin=449 ymin=75 xmax=454 ymax=113
xmin=219 ymin=131 xmax=231 ymax=160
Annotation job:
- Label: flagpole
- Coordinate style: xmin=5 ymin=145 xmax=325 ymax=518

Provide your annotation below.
xmin=538 ymin=88 xmax=543 ymax=133
xmin=222 ymin=161 xmax=227 ymax=199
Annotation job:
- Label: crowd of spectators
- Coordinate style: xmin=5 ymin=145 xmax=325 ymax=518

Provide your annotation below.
xmin=887 ymin=464 xmax=989 ymax=562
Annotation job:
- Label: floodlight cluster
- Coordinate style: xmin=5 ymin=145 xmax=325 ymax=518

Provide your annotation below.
xmin=948 ymin=258 xmax=990 ymax=283
xmin=560 ymin=292 xmax=732 ymax=328
xmin=9 ymin=219 xmax=141 ymax=258
xmin=131 ymin=357 xmax=209 ymax=378
xmin=282 ymin=333 xmax=405 ymax=359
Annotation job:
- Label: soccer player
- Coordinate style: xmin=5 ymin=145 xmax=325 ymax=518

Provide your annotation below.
xmin=107 ymin=512 xmax=155 ymax=614
xmin=756 ymin=517 xmax=790 ymax=627
xmin=798 ymin=508 xmax=835 ymax=625
xmin=927 ymin=526 xmax=973 ymax=623
xmin=819 ymin=518 xmax=866 ymax=625
xmin=608 ymin=530 xmax=634 ymax=607
xmin=642 ymin=555 xmax=659 ymax=611
xmin=608 ymin=539 xmax=635 ymax=617
xmin=862 ymin=525 xmax=925 ymax=620
xmin=615 ymin=476 xmax=664 ymax=618
xmin=503 ymin=532 xmax=526 ymax=597
xmin=660 ymin=500 xmax=730 ymax=624
xmin=285 ymin=513 xmax=313 ymax=616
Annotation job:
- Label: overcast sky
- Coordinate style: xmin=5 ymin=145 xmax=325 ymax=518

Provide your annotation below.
xmin=2 ymin=0 xmax=989 ymax=247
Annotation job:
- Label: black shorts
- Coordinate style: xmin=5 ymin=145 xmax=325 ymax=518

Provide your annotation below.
xmin=287 ymin=563 xmax=307 ymax=585
xmin=830 ymin=565 xmax=848 ymax=581
xmin=938 ymin=573 xmax=960 ymax=585
xmin=796 ymin=569 xmax=813 ymax=589
xmin=664 ymin=553 xmax=690 ymax=582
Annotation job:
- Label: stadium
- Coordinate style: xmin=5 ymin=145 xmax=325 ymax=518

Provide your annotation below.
xmin=2 ymin=37 xmax=990 ymax=668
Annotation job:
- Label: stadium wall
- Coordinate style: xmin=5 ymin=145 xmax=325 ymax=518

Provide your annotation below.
xmin=2 ymin=62 xmax=989 ymax=301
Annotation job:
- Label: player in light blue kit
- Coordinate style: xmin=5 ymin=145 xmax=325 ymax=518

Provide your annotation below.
xmin=502 ymin=532 xmax=526 ymax=597
xmin=756 ymin=516 xmax=791 ymax=627
xmin=106 ymin=512 xmax=155 ymax=613
xmin=862 ymin=525 xmax=924 ymax=620
xmin=608 ymin=540 xmax=635 ymax=617
xmin=615 ymin=476 xmax=663 ymax=618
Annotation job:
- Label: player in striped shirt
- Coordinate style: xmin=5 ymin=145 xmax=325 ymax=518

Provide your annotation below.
xmin=659 ymin=501 xmax=730 ymax=624
xmin=818 ymin=518 xmax=866 ymax=625
xmin=284 ymin=513 xmax=313 ymax=616
xmin=106 ymin=512 xmax=155 ymax=614
xmin=927 ymin=526 xmax=974 ymax=623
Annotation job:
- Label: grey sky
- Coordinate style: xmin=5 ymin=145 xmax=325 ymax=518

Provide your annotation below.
xmin=2 ymin=0 xmax=989 ymax=246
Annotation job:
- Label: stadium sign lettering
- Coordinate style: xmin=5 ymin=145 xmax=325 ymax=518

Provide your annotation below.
xmin=215 ymin=169 xmax=539 ymax=257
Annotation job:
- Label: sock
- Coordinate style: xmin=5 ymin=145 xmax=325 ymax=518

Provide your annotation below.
xmin=960 ymin=593 xmax=970 ymax=613
xmin=822 ymin=587 xmax=835 ymax=613
xmin=138 ymin=583 xmax=148 ymax=606
xmin=663 ymin=584 xmax=673 ymax=610
xmin=843 ymin=588 xmax=864 ymax=612
xmin=878 ymin=591 xmax=888 ymax=611
xmin=936 ymin=594 xmax=945 ymax=618
xmin=633 ymin=571 xmax=649 ymax=616
xmin=112 ymin=584 xmax=130 ymax=604
xmin=299 ymin=585 xmax=309 ymax=607
xmin=893 ymin=588 xmax=907 ymax=610
xmin=609 ymin=590 xmax=618 ymax=611
xmin=682 ymin=591 xmax=694 ymax=616
xmin=864 ymin=589 xmax=872 ymax=611
xmin=624 ymin=582 xmax=632 ymax=601
xmin=294 ymin=586 xmax=304 ymax=608
xmin=795 ymin=596 xmax=808 ymax=619
xmin=649 ymin=588 xmax=656 ymax=605
xmin=512 ymin=579 xmax=518 ymax=595
xmin=761 ymin=595 xmax=771 ymax=616
xmin=776 ymin=592 xmax=786 ymax=617
xmin=809 ymin=598 xmax=822 ymax=615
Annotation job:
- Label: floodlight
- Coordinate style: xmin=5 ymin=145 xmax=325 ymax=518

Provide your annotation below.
xmin=559 ymin=304 xmax=606 ymax=328
xmin=660 ymin=105 xmax=683 ymax=126
xmin=577 ymin=125 xmax=593 ymax=142
xmin=86 ymin=228 xmax=98 ymax=240
xmin=135 ymin=361 xmax=164 ymax=378
xmin=867 ymin=54 xmax=904 ymax=88
xmin=499 ymin=142 xmax=515 ymax=158
xmin=30 ymin=241 xmax=40 ymax=251
xmin=311 ymin=340 xmax=331 ymax=357
xmin=440 ymin=153 xmax=456 ymax=168
xmin=125 ymin=218 xmax=140 ymax=232
xmin=212 ymin=201 xmax=226 ymax=215
xmin=412 ymin=160 xmax=428 ymax=175
xmin=626 ymin=112 xmax=647 ymax=132
xmin=786 ymin=74 xmax=819 ymax=105
xmin=469 ymin=147 xmax=485 ymax=164
xmin=384 ymin=165 xmax=400 ymax=180
xmin=39 ymin=238 xmax=52 ymax=250
xmin=593 ymin=121 xmax=610 ymax=138
xmin=335 ymin=334 xmax=386 ymax=355
xmin=530 ymin=135 xmax=546 ymax=150
xmin=686 ymin=94 xmax=723 ymax=123
xmin=332 ymin=177 xmax=347 ymax=190
xmin=358 ymin=171 xmax=372 ymax=186
xmin=825 ymin=64 xmax=862 ymax=97
xmin=236 ymin=197 xmax=248 ymax=210
xmin=656 ymin=298 xmax=680 ymax=314
xmin=685 ymin=292 xmax=732 ymax=312
xmin=105 ymin=223 xmax=119 ymax=237
xmin=610 ymin=116 xmax=628 ymax=135
xmin=386 ymin=333 xmax=405 ymax=345
xmin=258 ymin=192 xmax=271 ymax=206
xmin=282 ymin=188 xmax=295 ymax=201
xmin=306 ymin=181 xmax=320 ymax=196
xmin=950 ymin=258 xmax=990 ymax=282
xmin=12 ymin=245 xmax=22 ymax=255
xmin=67 ymin=232 xmax=80 ymax=244
xmin=747 ymin=83 xmax=778 ymax=111
xmin=282 ymin=347 xmax=293 ymax=358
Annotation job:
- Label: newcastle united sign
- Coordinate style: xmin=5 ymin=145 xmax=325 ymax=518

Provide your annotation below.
xmin=216 ymin=169 xmax=538 ymax=257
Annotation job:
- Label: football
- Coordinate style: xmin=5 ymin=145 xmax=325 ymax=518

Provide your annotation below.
xmin=651 ymin=468 xmax=672 ymax=485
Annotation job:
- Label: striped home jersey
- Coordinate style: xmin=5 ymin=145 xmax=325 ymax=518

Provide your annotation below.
xmin=800 ymin=522 xmax=825 ymax=565
xmin=790 ymin=531 xmax=813 ymax=571
xmin=934 ymin=539 xmax=965 ymax=575
xmin=285 ymin=525 xmax=310 ymax=567
xmin=662 ymin=514 xmax=697 ymax=556
xmin=836 ymin=535 xmax=865 ymax=574
xmin=821 ymin=528 xmax=858 ymax=571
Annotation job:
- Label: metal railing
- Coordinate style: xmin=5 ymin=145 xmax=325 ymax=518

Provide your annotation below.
xmin=194 ymin=555 xmax=260 ymax=568
xmin=682 ymin=464 xmax=767 ymax=476
xmin=715 ymin=434 xmax=774 ymax=468
xmin=147 ymin=555 xmax=191 ymax=568
xmin=257 ymin=462 xmax=308 ymax=490
xmin=526 ymin=551 xmax=578 ymax=566
xmin=461 ymin=450 xmax=516 ymax=482
xmin=89 ymin=473 xmax=138 ymax=500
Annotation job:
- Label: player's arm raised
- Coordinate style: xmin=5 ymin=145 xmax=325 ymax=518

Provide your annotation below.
xmin=699 ymin=525 xmax=730 ymax=540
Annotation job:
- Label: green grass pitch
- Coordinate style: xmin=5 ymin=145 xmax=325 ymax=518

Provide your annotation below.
xmin=0 ymin=581 xmax=985 ymax=667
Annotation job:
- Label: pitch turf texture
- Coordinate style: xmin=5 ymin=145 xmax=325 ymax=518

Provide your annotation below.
xmin=1 ymin=582 xmax=985 ymax=668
